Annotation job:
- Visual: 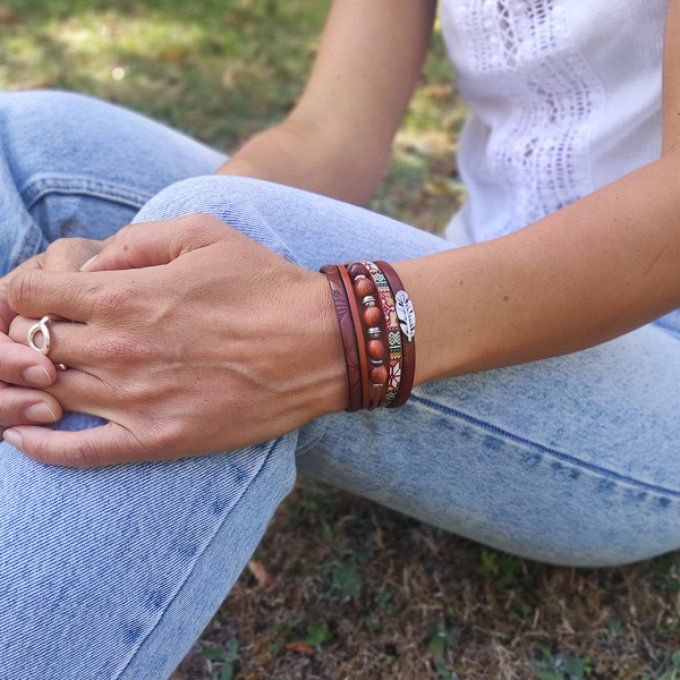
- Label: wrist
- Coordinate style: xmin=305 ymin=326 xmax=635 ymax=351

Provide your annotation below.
xmin=297 ymin=271 xmax=349 ymax=418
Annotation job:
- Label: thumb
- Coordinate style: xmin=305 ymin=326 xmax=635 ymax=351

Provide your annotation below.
xmin=81 ymin=214 xmax=229 ymax=272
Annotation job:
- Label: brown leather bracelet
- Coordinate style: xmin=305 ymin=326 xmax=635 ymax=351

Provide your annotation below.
xmin=320 ymin=265 xmax=362 ymax=412
xmin=374 ymin=260 xmax=416 ymax=408
xmin=338 ymin=264 xmax=371 ymax=410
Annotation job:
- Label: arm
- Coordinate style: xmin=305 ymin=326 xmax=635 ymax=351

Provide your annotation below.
xmin=401 ymin=2 xmax=680 ymax=385
xmin=402 ymin=153 xmax=680 ymax=385
xmin=221 ymin=0 xmax=678 ymax=387
xmin=216 ymin=0 xmax=437 ymax=205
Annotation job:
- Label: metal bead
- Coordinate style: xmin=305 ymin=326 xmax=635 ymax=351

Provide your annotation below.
xmin=361 ymin=295 xmax=376 ymax=307
xmin=367 ymin=326 xmax=381 ymax=338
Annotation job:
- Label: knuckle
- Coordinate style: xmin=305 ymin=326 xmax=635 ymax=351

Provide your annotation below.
xmin=0 ymin=402 xmax=12 ymax=426
xmin=64 ymin=441 xmax=100 ymax=468
xmin=111 ymin=223 xmax=138 ymax=247
xmin=26 ymin=437 xmax=52 ymax=465
xmin=89 ymin=332 xmax=149 ymax=364
xmin=45 ymin=237 xmax=92 ymax=266
xmin=96 ymin=284 xmax=138 ymax=312
xmin=8 ymin=270 xmax=39 ymax=311
xmin=141 ymin=418 xmax=182 ymax=451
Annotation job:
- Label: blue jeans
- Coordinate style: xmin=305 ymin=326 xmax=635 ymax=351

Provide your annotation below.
xmin=1 ymin=91 xmax=678 ymax=679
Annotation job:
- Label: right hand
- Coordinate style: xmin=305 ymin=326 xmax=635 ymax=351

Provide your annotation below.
xmin=0 ymin=237 xmax=103 ymax=429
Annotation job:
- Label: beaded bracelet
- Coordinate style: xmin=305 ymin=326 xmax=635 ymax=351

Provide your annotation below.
xmin=320 ymin=260 xmax=416 ymax=411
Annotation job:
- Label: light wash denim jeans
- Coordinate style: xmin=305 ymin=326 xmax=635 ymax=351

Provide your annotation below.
xmin=0 ymin=91 xmax=678 ymax=679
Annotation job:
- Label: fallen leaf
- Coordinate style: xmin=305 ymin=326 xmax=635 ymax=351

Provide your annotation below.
xmin=285 ymin=642 xmax=316 ymax=656
xmin=247 ymin=559 xmax=274 ymax=589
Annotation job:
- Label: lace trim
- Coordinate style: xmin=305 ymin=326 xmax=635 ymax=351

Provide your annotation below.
xmin=446 ymin=0 xmax=605 ymax=237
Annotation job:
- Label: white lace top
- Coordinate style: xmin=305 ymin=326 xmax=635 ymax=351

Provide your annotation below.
xmin=440 ymin=0 xmax=668 ymax=244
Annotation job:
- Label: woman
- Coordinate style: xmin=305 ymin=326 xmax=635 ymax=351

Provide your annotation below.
xmin=1 ymin=0 xmax=678 ymax=676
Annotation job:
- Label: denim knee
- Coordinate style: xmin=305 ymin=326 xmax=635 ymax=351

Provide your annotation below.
xmin=133 ymin=175 xmax=300 ymax=263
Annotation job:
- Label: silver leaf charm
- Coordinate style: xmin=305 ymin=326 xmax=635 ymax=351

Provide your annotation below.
xmin=395 ymin=289 xmax=416 ymax=342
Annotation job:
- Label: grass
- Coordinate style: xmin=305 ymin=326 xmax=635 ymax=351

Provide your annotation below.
xmin=1 ymin=1 xmax=677 ymax=678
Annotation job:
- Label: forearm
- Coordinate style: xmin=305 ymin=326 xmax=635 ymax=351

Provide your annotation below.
xmin=216 ymin=116 xmax=388 ymax=205
xmin=399 ymin=153 xmax=680 ymax=386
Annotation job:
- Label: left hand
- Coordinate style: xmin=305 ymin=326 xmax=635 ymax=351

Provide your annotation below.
xmin=4 ymin=214 xmax=346 ymax=467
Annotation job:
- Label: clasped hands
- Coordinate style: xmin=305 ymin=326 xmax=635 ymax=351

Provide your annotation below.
xmin=0 ymin=214 xmax=346 ymax=467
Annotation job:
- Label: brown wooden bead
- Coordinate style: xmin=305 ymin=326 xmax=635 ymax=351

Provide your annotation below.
xmin=363 ymin=305 xmax=382 ymax=326
xmin=367 ymin=339 xmax=385 ymax=359
xmin=348 ymin=262 xmax=369 ymax=278
xmin=354 ymin=277 xmax=374 ymax=298
xmin=369 ymin=365 xmax=389 ymax=384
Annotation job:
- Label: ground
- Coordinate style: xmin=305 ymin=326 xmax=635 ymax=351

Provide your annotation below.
xmin=1 ymin=1 xmax=678 ymax=678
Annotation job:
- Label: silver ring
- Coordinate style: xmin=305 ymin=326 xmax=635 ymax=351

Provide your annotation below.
xmin=27 ymin=314 xmax=59 ymax=356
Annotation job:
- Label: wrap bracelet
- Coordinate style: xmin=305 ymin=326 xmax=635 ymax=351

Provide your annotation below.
xmin=320 ymin=260 xmax=416 ymax=411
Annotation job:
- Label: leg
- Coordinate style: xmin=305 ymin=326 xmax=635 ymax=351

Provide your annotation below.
xmin=138 ymin=174 xmax=680 ymax=567
xmin=0 ymin=88 xmax=225 ymax=269
xmin=0 ymin=92 xmax=297 ymax=679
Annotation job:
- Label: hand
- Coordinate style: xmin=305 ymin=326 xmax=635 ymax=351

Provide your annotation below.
xmin=4 ymin=214 xmax=346 ymax=467
xmin=0 ymin=238 xmax=103 ymax=429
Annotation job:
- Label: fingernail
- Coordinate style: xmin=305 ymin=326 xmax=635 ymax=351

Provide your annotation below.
xmin=3 ymin=429 xmax=22 ymax=450
xmin=24 ymin=402 xmax=58 ymax=423
xmin=80 ymin=255 xmax=98 ymax=271
xmin=23 ymin=365 xmax=52 ymax=387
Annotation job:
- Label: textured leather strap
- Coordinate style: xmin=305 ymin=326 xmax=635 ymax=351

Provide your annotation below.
xmin=320 ymin=265 xmax=362 ymax=412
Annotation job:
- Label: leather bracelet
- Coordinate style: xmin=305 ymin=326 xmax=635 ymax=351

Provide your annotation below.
xmin=374 ymin=260 xmax=416 ymax=408
xmin=319 ymin=265 xmax=362 ymax=412
xmin=366 ymin=261 xmax=402 ymax=406
xmin=345 ymin=262 xmax=392 ymax=409
xmin=338 ymin=264 xmax=371 ymax=410
xmin=321 ymin=260 xmax=416 ymax=411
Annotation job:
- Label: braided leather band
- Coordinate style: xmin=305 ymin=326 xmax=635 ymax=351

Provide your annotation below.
xmin=319 ymin=265 xmax=362 ymax=411
xmin=374 ymin=260 xmax=416 ymax=408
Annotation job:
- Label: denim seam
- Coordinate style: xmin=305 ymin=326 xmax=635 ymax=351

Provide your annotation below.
xmin=295 ymin=417 xmax=331 ymax=458
xmin=20 ymin=174 xmax=152 ymax=212
xmin=410 ymin=394 xmax=680 ymax=501
xmin=112 ymin=438 xmax=281 ymax=679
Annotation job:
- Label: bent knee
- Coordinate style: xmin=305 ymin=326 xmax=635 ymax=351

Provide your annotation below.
xmin=133 ymin=174 xmax=281 ymax=223
xmin=133 ymin=175 xmax=300 ymax=263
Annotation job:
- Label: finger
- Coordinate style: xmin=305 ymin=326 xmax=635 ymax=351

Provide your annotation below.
xmin=9 ymin=316 xmax=94 ymax=368
xmin=32 ymin=365 xmax=116 ymax=418
xmin=81 ymin=214 xmax=228 ymax=272
xmin=0 ymin=384 xmax=62 ymax=426
xmin=7 ymin=269 xmax=102 ymax=321
xmin=44 ymin=237 xmax=104 ymax=272
xmin=0 ymin=333 xmax=57 ymax=387
xmin=0 ymin=253 xmax=46 ymax=332
xmin=3 ymin=422 xmax=143 ymax=468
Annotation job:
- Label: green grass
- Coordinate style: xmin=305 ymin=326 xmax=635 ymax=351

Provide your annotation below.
xmin=2 ymin=2 xmax=677 ymax=678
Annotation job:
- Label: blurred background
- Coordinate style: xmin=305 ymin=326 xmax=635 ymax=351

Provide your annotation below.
xmin=1 ymin=1 xmax=678 ymax=678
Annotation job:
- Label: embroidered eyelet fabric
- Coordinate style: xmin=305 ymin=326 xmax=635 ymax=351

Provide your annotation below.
xmin=440 ymin=0 xmax=668 ymax=243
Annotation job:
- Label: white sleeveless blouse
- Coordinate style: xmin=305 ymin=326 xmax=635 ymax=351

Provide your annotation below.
xmin=440 ymin=0 xmax=668 ymax=244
